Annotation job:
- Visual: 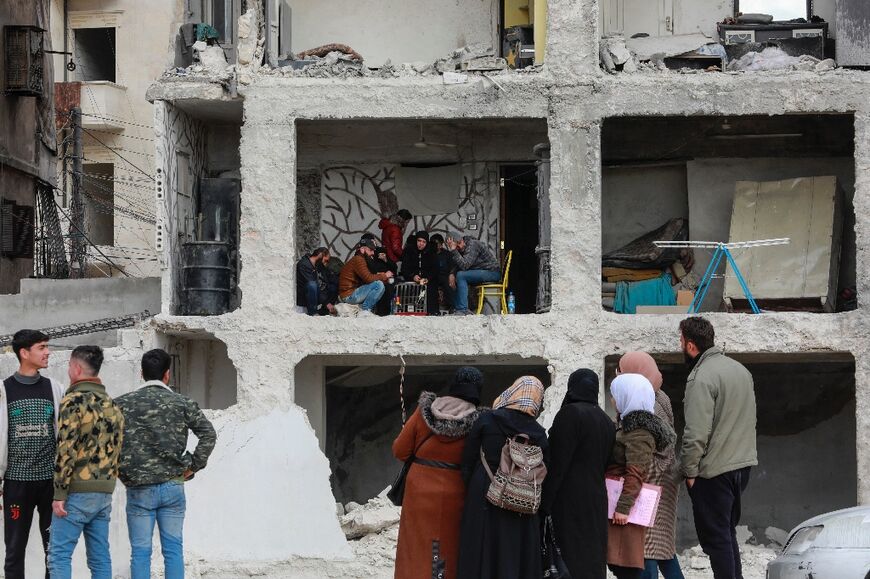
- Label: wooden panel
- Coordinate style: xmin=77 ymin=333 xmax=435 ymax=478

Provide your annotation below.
xmin=725 ymin=177 xmax=840 ymax=305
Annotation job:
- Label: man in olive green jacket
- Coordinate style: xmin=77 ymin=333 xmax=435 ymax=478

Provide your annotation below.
xmin=679 ymin=317 xmax=757 ymax=579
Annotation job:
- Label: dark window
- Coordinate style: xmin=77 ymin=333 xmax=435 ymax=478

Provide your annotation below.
xmin=74 ymin=28 xmax=115 ymax=82
xmin=0 ymin=198 xmax=35 ymax=259
xmin=4 ymin=25 xmax=44 ymax=97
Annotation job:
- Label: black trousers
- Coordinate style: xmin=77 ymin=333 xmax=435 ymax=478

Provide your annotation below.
xmin=3 ymin=479 xmax=53 ymax=579
xmin=689 ymin=467 xmax=752 ymax=579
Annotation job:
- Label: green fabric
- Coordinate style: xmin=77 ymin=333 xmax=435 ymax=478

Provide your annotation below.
xmin=614 ymin=273 xmax=676 ymax=314
xmin=680 ymin=348 xmax=758 ymax=479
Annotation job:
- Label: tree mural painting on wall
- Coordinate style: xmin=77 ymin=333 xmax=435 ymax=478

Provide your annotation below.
xmin=320 ymin=163 xmax=498 ymax=261
xmin=322 ymin=166 xmax=397 ymax=260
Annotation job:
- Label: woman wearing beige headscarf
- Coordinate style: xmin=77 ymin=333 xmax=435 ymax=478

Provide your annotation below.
xmin=619 ymin=352 xmax=685 ymax=579
xmin=457 ymin=376 xmax=548 ymax=579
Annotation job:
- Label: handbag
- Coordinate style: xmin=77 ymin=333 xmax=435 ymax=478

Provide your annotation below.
xmin=541 ymin=515 xmax=572 ymax=579
xmin=387 ymin=432 xmax=433 ymax=506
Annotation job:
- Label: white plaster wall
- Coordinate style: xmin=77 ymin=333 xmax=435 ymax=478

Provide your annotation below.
xmin=285 ymin=0 xmax=499 ymax=65
xmin=686 ymin=157 xmax=855 ymax=311
xmin=601 ymin=164 xmax=689 ymax=253
xmin=674 ymin=0 xmax=732 ymax=38
xmin=183 ymin=408 xmax=351 ymax=561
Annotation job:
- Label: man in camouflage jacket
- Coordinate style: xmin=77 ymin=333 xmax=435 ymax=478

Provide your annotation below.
xmin=115 ymin=349 xmax=216 ymax=579
xmin=48 ymin=346 xmax=124 ymax=579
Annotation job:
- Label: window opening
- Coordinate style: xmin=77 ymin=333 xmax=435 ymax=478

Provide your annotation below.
xmin=73 ymin=28 xmax=115 ymax=82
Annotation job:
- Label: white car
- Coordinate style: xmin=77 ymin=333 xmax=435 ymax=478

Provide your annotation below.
xmin=767 ymin=506 xmax=870 ymax=579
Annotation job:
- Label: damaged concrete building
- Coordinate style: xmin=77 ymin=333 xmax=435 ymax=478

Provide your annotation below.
xmin=2 ymin=0 xmax=870 ymax=575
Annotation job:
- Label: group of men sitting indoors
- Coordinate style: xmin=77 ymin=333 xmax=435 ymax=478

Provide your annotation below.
xmin=295 ymin=209 xmax=502 ymax=317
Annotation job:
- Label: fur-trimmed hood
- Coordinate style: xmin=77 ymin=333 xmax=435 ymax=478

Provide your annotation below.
xmin=621 ymin=410 xmax=676 ymax=451
xmin=418 ymin=391 xmax=482 ymax=438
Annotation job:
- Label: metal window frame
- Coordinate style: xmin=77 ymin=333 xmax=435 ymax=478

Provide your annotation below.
xmin=4 ymin=25 xmax=45 ymax=97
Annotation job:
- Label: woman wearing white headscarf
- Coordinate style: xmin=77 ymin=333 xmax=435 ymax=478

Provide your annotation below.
xmin=606 ymin=374 xmax=676 ymax=579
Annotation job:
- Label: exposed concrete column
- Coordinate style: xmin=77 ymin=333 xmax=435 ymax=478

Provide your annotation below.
xmin=546 ymin=0 xmax=600 ymax=75
xmin=293 ymin=356 xmax=327 ymax=452
xmin=237 ymin=96 xmax=296 ymax=318
xmin=852 ymin=111 xmax=870 ymax=505
xmin=853 ymin=112 xmax=870 ymax=311
xmin=547 ymin=110 xmax=602 ymax=316
xmin=153 ymin=100 xmax=174 ymax=315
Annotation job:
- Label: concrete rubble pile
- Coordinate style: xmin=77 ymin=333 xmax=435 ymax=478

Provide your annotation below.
xmin=274 ymin=42 xmax=508 ymax=80
xmin=339 ymin=494 xmax=401 ymax=540
xmin=727 ymin=47 xmax=837 ymax=72
xmin=601 ymin=34 xmax=837 ymax=75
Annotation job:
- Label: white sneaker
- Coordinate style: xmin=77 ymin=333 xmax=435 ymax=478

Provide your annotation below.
xmin=335 ymin=303 xmax=361 ymax=317
xmin=357 ymin=310 xmax=375 ymax=317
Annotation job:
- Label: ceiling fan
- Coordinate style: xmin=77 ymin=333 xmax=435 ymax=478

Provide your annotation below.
xmin=413 ymin=122 xmax=458 ymax=149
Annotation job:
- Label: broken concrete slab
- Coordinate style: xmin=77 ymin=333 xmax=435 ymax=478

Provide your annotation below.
xmin=196 ymin=44 xmax=229 ymax=75
xmin=236 ymin=7 xmax=259 ymax=66
xmin=339 ymin=496 xmax=401 ymax=540
xmin=626 ymin=33 xmax=712 ymax=62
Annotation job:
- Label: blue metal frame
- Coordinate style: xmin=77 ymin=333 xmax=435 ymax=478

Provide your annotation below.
xmin=688 ymin=244 xmax=761 ymax=314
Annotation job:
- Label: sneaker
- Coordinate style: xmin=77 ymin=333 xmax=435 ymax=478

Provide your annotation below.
xmin=451 ymin=309 xmax=473 ymax=316
xmin=358 ymin=310 xmax=375 ymax=317
xmin=334 ymin=303 xmax=361 ymax=317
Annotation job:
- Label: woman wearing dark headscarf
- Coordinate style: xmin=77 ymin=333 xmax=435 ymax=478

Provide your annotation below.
xmin=392 ymin=367 xmax=485 ymax=579
xmin=400 ymin=231 xmax=440 ymax=315
xmin=619 ymin=352 xmax=684 ymax=579
xmin=606 ymin=374 xmax=676 ymax=579
xmin=457 ymin=376 xmax=548 ymax=579
xmin=541 ymin=369 xmax=616 ymax=579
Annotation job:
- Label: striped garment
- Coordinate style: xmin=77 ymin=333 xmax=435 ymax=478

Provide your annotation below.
xmin=492 ymin=376 xmax=545 ymax=417
xmin=643 ymin=389 xmax=680 ymax=560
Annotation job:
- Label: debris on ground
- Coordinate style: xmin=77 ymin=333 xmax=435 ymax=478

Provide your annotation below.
xmin=339 ymin=494 xmax=401 ymax=540
xmin=297 ymin=43 xmax=363 ymax=62
xmin=726 ymin=47 xmax=837 ymax=72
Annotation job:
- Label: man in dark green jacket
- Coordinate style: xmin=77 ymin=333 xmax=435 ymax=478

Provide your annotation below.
xmin=115 ymin=349 xmax=217 ymax=579
xmin=679 ymin=317 xmax=757 ymax=579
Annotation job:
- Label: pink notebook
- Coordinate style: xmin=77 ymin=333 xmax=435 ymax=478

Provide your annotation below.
xmin=606 ymin=478 xmax=662 ymax=527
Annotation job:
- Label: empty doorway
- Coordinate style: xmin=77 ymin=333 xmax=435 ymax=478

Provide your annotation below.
xmin=501 ymin=165 xmax=539 ymax=314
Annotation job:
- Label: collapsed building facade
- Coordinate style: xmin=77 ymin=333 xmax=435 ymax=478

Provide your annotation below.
xmin=2 ymin=0 xmax=870 ymax=576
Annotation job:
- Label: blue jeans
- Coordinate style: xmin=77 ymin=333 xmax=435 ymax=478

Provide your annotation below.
xmin=454 ymin=269 xmax=500 ymax=312
xmin=643 ymin=556 xmax=685 ymax=579
xmin=303 ymin=280 xmax=320 ymax=315
xmin=342 ymin=280 xmax=385 ymax=311
xmin=48 ymin=492 xmax=113 ymax=579
xmin=127 ymin=481 xmax=186 ymax=579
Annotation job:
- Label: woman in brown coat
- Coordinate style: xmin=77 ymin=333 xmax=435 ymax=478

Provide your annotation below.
xmin=392 ymin=367 xmax=485 ymax=579
xmin=619 ymin=352 xmax=685 ymax=579
xmin=607 ymin=373 xmax=676 ymax=579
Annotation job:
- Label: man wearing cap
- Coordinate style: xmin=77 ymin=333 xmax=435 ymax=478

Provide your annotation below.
xmin=445 ymin=232 xmax=501 ymax=315
xmin=338 ymin=239 xmax=394 ymax=315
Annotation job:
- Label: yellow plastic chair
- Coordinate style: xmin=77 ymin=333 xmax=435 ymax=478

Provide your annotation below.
xmin=474 ymin=250 xmax=513 ymax=315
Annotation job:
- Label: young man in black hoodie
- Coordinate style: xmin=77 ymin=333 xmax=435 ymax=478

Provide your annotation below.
xmin=1 ymin=330 xmax=65 ymax=579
